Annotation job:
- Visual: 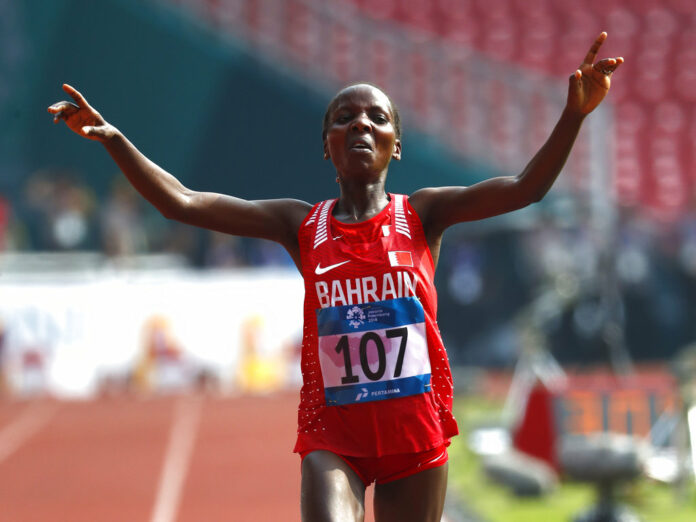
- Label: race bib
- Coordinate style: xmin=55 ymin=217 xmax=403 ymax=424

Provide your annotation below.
xmin=316 ymin=297 xmax=431 ymax=406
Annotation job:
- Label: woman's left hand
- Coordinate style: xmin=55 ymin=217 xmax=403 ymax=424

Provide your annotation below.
xmin=567 ymin=32 xmax=623 ymax=115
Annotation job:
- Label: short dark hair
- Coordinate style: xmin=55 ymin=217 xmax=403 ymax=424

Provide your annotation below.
xmin=321 ymin=83 xmax=401 ymax=141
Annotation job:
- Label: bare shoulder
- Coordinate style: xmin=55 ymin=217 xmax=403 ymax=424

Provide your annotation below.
xmin=408 ymin=187 xmax=445 ymax=215
xmin=256 ymin=197 xmax=314 ymax=222
xmin=182 ymin=193 xmax=313 ymax=246
xmin=240 ymin=197 xmax=312 ymax=268
xmin=408 ymin=186 xmax=466 ymax=229
xmin=409 ymin=178 xmax=521 ymax=232
xmin=252 ymin=197 xmax=314 ymax=239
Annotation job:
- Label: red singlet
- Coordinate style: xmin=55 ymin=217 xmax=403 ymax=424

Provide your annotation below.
xmin=294 ymin=194 xmax=459 ymax=457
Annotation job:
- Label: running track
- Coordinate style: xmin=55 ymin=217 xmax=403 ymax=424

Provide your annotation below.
xmin=0 ymin=393 xmax=398 ymax=521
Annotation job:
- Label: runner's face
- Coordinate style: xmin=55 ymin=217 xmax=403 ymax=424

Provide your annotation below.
xmin=323 ymin=85 xmax=401 ymax=176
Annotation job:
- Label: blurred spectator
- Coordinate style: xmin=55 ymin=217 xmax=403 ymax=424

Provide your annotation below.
xmin=8 ymin=164 xmax=696 ymax=366
xmin=133 ymin=315 xmax=186 ymax=393
xmin=204 ymin=231 xmax=247 ymax=268
xmin=0 ymin=193 xmax=30 ymax=251
xmin=14 ymin=169 xmax=297 ymax=268
xmin=204 ymin=233 xmax=296 ymax=268
xmin=0 ymin=194 xmax=13 ymax=252
xmin=236 ymin=315 xmax=285 ymax=394
xmin=100 ymin=175 xmax=148 ymax=257
xmin=20 ymin=170 xmax=54 ymax=250
xmin=243 ymin=237 xmax=295 ymax=267
xmin=616 ymin=209 xmax=654 ymax=289
xmin=678 ymin=199 xmax=696 ymax=279
xmin=0 ymin=195 xmax=8 ymax=251
xmin=53 ymin=176 xmax=95 ymax=249
xmin=21 ymin=169 xmax=98 ymax=251
xmin=447 ymin=242 xmax=484 ymax=306
xmin=139 ymin=214 xmax=198 ymax=263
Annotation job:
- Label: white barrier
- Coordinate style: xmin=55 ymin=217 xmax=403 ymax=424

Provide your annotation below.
xmin=0 ymin=267 xmax=304 ymax=397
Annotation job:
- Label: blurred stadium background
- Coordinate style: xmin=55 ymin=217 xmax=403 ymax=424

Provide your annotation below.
xmin=1 ymin=0 xmax=696 ymax=520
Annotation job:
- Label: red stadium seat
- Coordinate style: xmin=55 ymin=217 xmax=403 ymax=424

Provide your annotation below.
xmin=364 ymin=37 xmax=398 ymax=93
xmin=173 ymin=0 xmax=696 ymax=221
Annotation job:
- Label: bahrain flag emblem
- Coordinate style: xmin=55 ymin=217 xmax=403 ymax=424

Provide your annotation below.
xmin=388 ymin=251 xmax=413 ymax=267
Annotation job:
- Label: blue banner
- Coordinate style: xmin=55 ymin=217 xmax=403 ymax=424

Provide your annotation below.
xmin=325 ymin=374 xmax=431 ymax=406
xmin=316 ymin=296 xmax=425 ymax=336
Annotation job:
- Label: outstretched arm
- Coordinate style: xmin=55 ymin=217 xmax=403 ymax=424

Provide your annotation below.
xmin=48 ymin=84 xmax=312 ymax=264
xmin=410 ymin=32 xmax=623 ymax=241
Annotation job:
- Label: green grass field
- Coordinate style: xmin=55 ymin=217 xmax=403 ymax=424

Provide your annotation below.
xmin=448 ymin=397 xmax=696 ymax=522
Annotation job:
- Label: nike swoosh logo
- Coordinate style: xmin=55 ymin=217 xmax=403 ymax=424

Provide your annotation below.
xmin=315 ymin=260 xmax=351 ymax=275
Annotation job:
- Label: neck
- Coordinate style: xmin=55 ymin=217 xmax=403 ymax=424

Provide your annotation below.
xmin=334 ymin=177 xmax=389 ymax=223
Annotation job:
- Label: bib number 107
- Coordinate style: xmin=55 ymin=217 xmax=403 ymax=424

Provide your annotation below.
xmin=334 ymin=327 xmax=407 ymax=384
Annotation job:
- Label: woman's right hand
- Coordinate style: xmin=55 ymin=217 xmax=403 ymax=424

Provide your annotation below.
xmin=47 ymin=84 xmax=119 ymax=142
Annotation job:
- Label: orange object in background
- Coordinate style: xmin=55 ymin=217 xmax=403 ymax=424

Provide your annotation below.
xmin=236 ymin=315 xmax=285 ymax=394
xmin=512 ymin=367 xmax=680 ymax=471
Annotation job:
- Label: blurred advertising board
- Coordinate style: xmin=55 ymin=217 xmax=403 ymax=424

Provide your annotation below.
xmin=0 ymin=268 xmax=304 ymax=397
xmin=513 ymin=370 xmax=680 ymax=471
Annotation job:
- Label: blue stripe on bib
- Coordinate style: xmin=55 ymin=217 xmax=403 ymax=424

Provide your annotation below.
xmin=325 ymin=373 xmax=432 ymax=406
xmin=316 ymin=296 xmax=425 ymax=336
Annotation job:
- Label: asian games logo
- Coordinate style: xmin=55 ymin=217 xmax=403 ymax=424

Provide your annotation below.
xmin=346 ymin=306 xmax=365 ymax=329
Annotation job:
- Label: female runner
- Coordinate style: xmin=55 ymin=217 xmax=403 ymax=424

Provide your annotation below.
xmin=48 ymin=32 xmax=622 ymax=522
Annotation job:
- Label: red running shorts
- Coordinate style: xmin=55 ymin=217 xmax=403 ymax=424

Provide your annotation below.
xmin=301 ymin=444 xmax=448 ymax=486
